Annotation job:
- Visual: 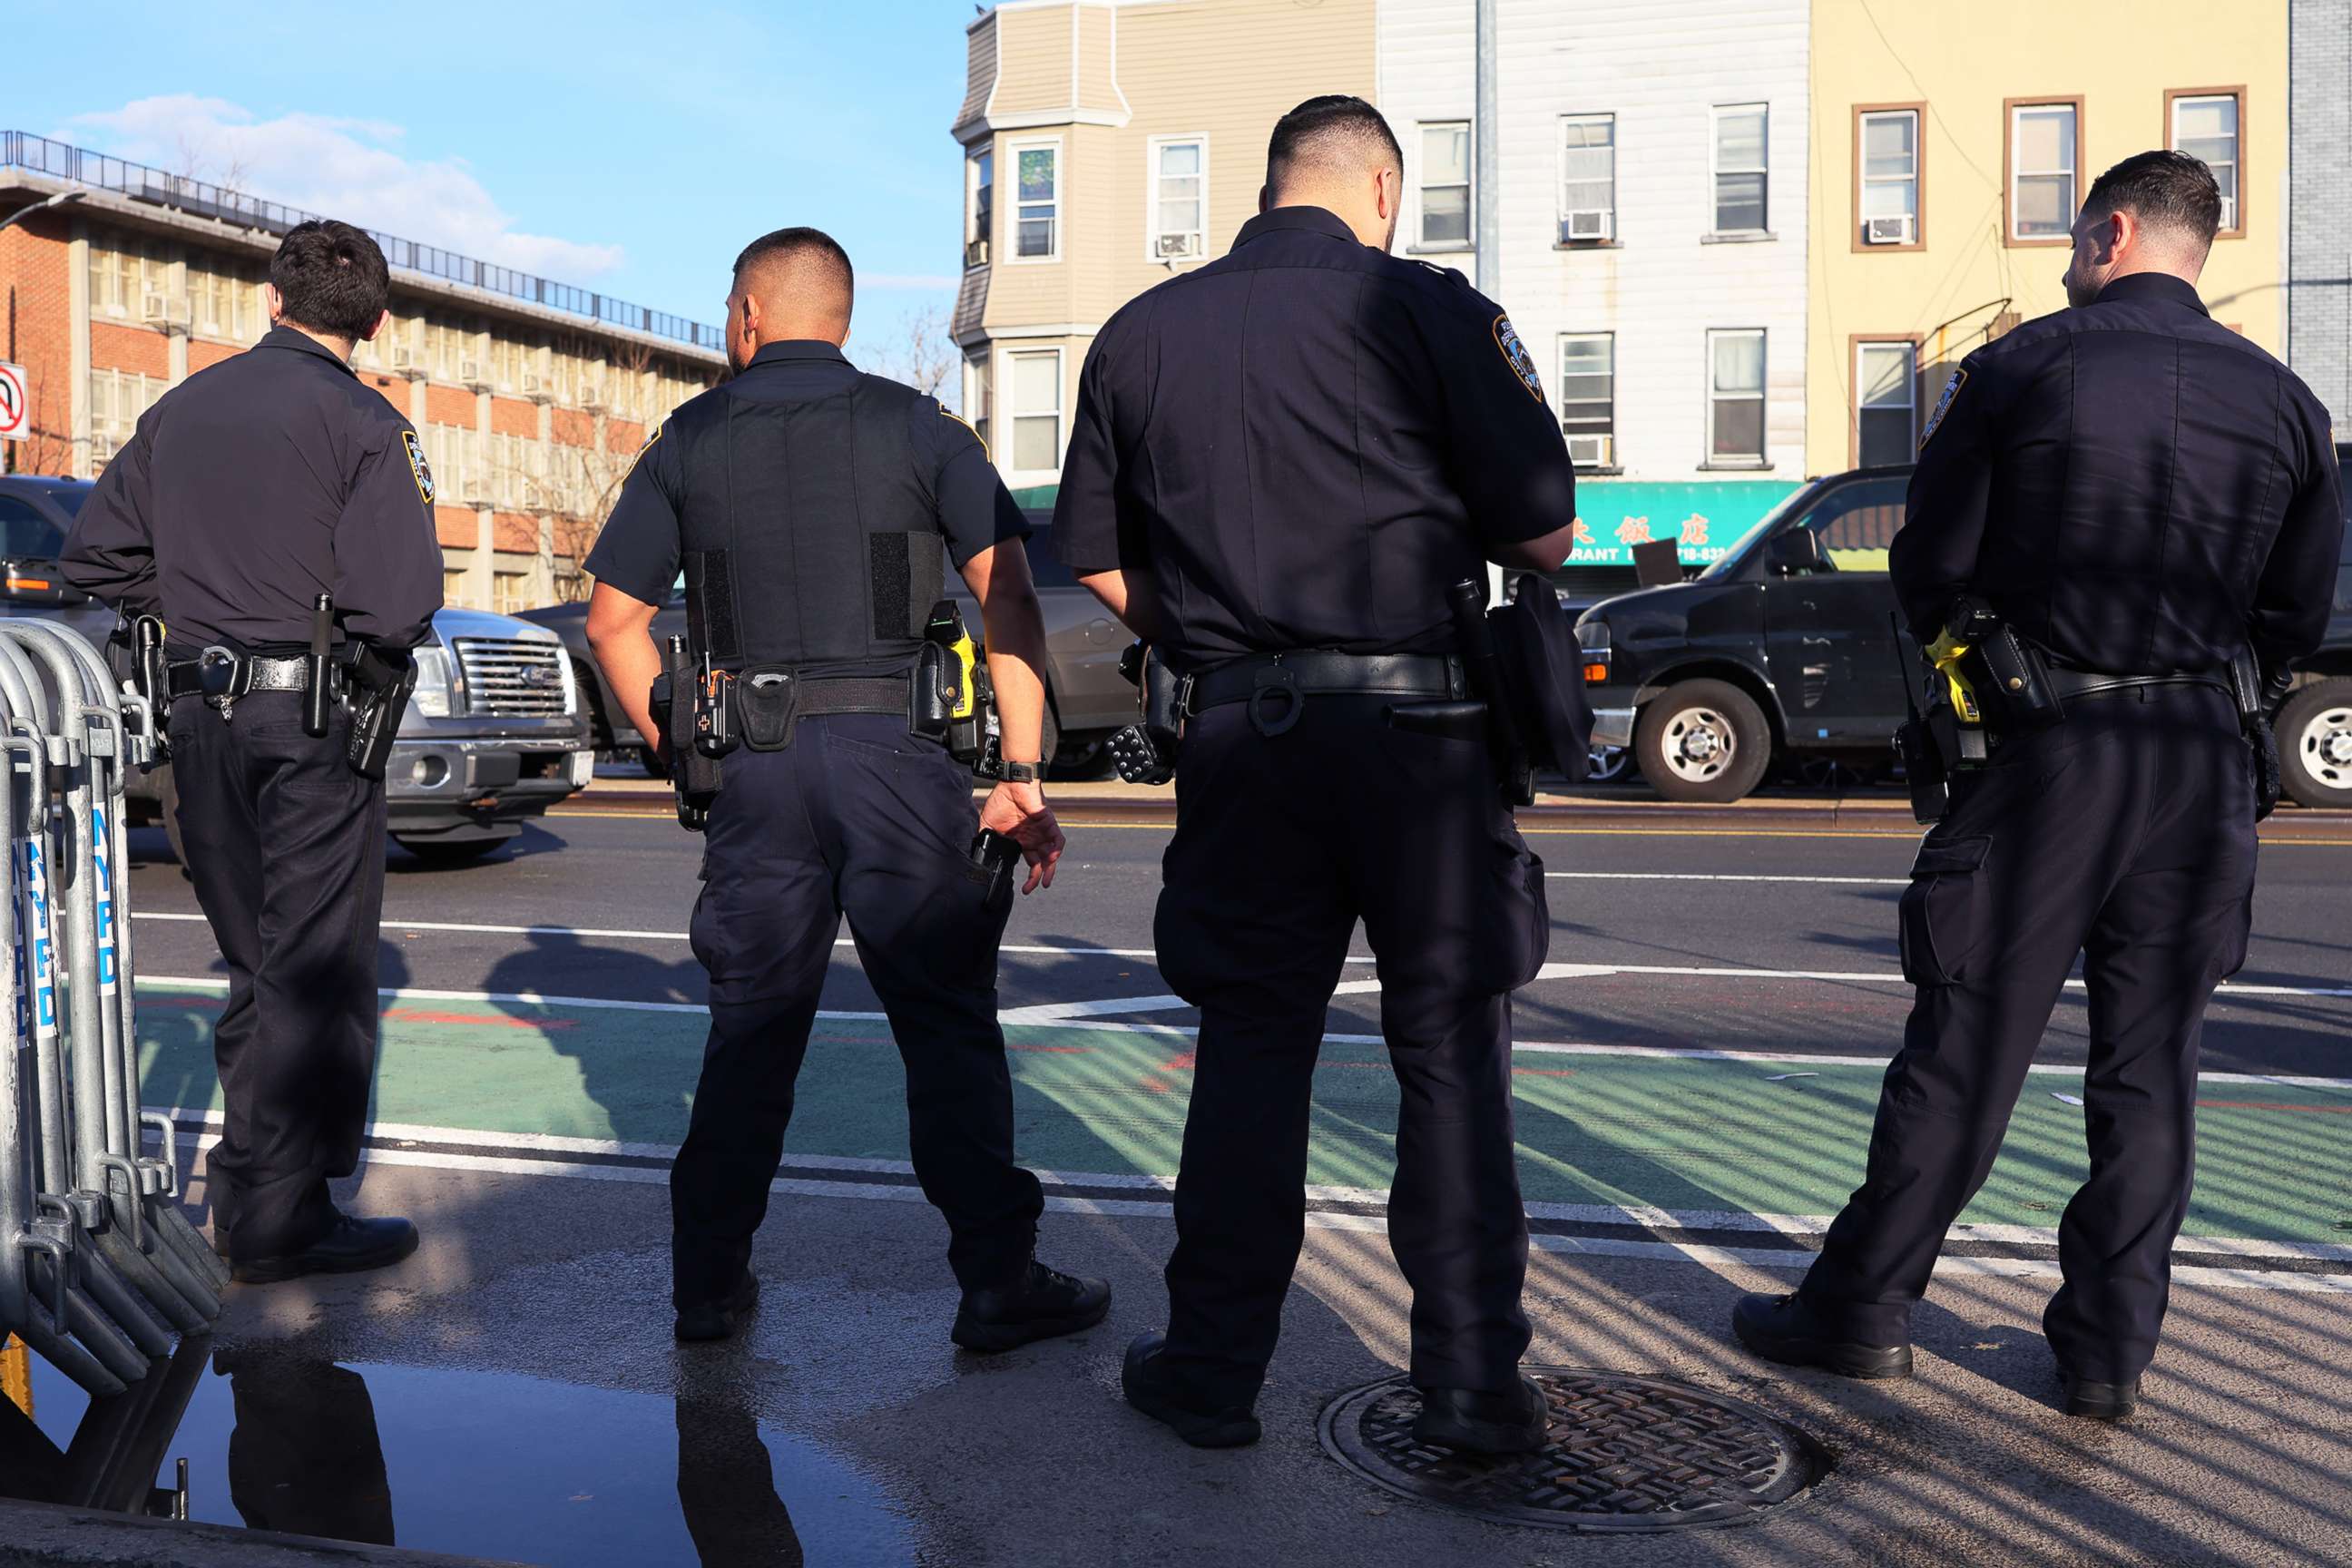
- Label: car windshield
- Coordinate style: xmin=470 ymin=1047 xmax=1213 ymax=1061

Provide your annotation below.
xmin=1695 ymin=484 xmax=1823 ymax=580
xmin=47 ymin=485 xmax=92 ymax=520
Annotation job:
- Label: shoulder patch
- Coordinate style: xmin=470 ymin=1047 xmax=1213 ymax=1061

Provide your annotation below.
xmin=938 ymin=407 xmax=990 ymax=463
xmin=623 ymin=421 xmax=663 ymax=481
xmin=1493 ymin=315 xmax=1544 ymax=402
xmin=1918 ymin=368 xmax=1967 ymax=450
xmin=399 ymin=428 xmax=435 ymax=506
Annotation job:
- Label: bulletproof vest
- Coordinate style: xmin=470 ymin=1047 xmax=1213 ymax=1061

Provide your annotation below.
xmin=671 ymin=375 xmax=944 ymax=670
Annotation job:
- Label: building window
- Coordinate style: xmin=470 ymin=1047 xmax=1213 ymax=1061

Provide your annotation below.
xmin=1711 ymin=104 xmax=1769 ymax=234
xmin=1557 ymin=115 xmax=1616 ymax=243
xmin=87 ymin=237 xmax=166 ymax=321
xmin=967 ymin=150 xmax=994 ymax=265
xmin=89 ymin=369 xmax=164 ymax=466
xmin=1013 ymin=143 xmax=1059 ymax=260
xmin=1149 ymin=137 xmax=1208 ymax=261
xmin=1007 ymin=349 xmax=1061 ymax=474
xmin=2170 ymin=90 xmax=2242 ymax=234
xmin=1856 ymin=107 xmax=1922 ymax=247
xmin=494 ymin=571 xmax=531 ymax=617
xmin=2007 ymin=100 xmax=2081 ymax=242
xmin=1706 ymin=329 xmax=1766 ymax=465
xmin=1854 ymin=341 xmax=1919 ymax=466
xmin=1557 ymin=334 xmax=1614 ymax=467
xmin=965 ymin=354 xmax=994 ymax=453
xmin=1418 ymin=122 xmax=1472 ymax=249
xmin=426 ymin=424 xmax=482 ymax=506
xmin=443 ymin=567 xmax=472 ymax=607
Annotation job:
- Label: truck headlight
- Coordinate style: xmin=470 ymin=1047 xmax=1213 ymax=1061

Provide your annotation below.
xmin=411 ymin=646 xmax=456 ymax=718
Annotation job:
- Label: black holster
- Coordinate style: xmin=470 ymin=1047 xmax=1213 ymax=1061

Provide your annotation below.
xmin=653 ymin=635 xmax=725 ymax=831
xmin=2228 ymin=649 xmax=2282 ymax=821
xmin=1107 ymin=642 xmax=1182 ymax=785
xmin=341 ymin=644 xmax=416 ymax=782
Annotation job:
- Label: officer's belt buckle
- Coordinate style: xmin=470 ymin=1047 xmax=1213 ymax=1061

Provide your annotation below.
xmin=1248 ymin=663 xmax=1303 ymax=738
xmin=195 ymin=646 xmax=250 ymax=701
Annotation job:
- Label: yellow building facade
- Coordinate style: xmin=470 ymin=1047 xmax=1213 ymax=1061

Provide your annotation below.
xmin=1807 ymin=0 xmax=2288 ymax=476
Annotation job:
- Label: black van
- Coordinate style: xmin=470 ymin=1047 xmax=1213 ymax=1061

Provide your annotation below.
xmin=1575 ymin=459 xmax=2352 ymax=808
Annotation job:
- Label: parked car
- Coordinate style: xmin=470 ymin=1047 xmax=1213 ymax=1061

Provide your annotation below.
xmin=1577 ymin=457 xmax=2352 ymax=807
xmin=0 ymin=475 xmax=595 ymax=863
xmin=520 ymin=518 xmax=1134 ymax=776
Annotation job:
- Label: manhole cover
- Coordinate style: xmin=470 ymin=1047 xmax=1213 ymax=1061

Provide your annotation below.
xmin=1318 ymin=1368 xmax=1826 ymax=1534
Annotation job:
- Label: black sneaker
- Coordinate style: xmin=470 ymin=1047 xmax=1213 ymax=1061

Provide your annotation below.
xmin=1731 ymin=1292 xmax=1914 ymax=1379
xmin=1121 ymin=1332 xmax=1261 ymax=1448
xmin=231 ymin=1213 xmax=419 ymax=1285
xmin=675 ymin=1271 xmax=760 ymax=1344
xmin=951 ymin=1259 xmax=1111 ymax=1353
xmin=2056 ymin=1367 xmax=2140 ymax=1420
xmin=1415 ymin=1377 xmax=1551 ymax=1454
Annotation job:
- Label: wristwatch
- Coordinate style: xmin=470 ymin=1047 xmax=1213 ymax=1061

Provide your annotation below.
xmin=989 ymin=759 xmax=1042 ymax=784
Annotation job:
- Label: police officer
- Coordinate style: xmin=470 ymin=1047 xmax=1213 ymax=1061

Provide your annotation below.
xmin=63 ymin=220 xmax=441 ymax=1283
xmin=583 ymin=228 xmax=1110 ymax=1348
xmin=1054 ymin=97 xmax=1578 ymax=1452
xmin=1732 ymin=152 xmax=2345 ymax=1419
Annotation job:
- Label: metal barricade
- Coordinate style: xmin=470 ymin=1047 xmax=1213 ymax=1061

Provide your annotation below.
xmin=0 ymin=620 xmax=221 ymax=1399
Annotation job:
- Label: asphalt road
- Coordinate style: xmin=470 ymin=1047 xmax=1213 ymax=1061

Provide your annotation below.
xmin=17 ymin=791 xmax=2348 ymax=1566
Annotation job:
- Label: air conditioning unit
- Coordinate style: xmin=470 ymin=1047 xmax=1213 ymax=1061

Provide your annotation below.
xmin=1560 ymin=209 xmax=1613 ymax=243
xmin=1864 ymin=214 xmax=1916 ymax=246
xmin=459 ymin=358 xmax=486 ymax=387
xmin=460 ymin=477 xmax=489 ymax=504
xmin=141 ymin=292 xmax=174 ymax=326
xmin=389 ymin=344 xmax=415 ymax=370
xmin=88 ymin=436 xmax=118 ymax=467
xmin=1566 ymin=433 xmax=1614 ymax=468
xmin=965 ymin=239 xmax=990 ymax=268
xmin=1154 ymin=232 xmax=1202 ymax=260
xmin=579 ymin=386 xmax=605 ymax=410
xmin=523 ymin=372 xmax=544 ymax=395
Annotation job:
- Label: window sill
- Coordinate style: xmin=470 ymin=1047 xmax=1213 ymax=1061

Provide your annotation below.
xmin=1406 ymin=243 xmax=1475 ymax=258
xmin=1555 ymin=240 xmax=1624 ymax=251
xmin=1572 ymin=465 xmax=1626 ymax=476
xmin=1699 ymin=460 xmax=1775 ymax=472
xmin=1700 ymin=231 xmax=1778 ymax=245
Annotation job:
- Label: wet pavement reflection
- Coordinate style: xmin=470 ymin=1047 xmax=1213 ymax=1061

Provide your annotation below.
xmin=1 ymin=1337 xmax=914 ymax=1565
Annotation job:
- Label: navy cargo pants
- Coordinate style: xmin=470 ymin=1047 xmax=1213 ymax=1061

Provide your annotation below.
xmin=671 ymin=714 xmax=1042 ymax=1308
xmin=1152 ymin=695 xmax=1550 ymax=1407
xmin=1801 ymin=685 xmax=2257 ymax=1381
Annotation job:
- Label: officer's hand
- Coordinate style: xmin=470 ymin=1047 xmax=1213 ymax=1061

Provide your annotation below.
xmin=979 ymin=780 xmax=1063 ymax=893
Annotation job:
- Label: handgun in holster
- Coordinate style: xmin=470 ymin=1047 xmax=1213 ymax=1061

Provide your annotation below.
xmin=651 ymin=634 xmax=727 ymax=831
xmin=341 ymin=643 xmax=417 ymax=781
xmin=916 ymin=600 xmax=993 ymax=764
xmin=120 ymin=614 xmax=174 ymax=764
xmin=1106 ymin=641 xmax=1185 ymax=786
xmin=2227 ymin=648 xmax=2283 ymax=821
xmin=1889 ymin=614 xmax=1953 ymax=823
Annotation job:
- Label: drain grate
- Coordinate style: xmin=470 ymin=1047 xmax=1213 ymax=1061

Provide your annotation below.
xmin=1318 ymin=1368 xmax=1826 ymax=1534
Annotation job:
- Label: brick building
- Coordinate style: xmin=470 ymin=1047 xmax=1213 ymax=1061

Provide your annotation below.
xmin=0 ymin=132 xmax=725 ymax=612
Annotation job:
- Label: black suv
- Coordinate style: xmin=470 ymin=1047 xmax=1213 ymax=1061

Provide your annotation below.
xmin=1577 ymin=460 xmax=2352 ymax=808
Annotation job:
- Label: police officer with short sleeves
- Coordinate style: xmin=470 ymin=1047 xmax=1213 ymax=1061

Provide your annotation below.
xmin=1054 ymin=97 xmax=1579 ymax=1452
xmin=584 ymin=228 xmax=1109 ymax=1348
xmin=1733 ymin=152 xmax=2345 ymax=1418
xmin=63 ymin=220 xmax=442 ymax=1282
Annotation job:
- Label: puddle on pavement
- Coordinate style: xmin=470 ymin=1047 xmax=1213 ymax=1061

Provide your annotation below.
xmin=1 ymin=1338 xmax=916 ymax=1565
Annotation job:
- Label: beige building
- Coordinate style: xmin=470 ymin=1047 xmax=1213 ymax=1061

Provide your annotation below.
xmin=949 ymin=0 xmax=1377 ymax=505
xmin=1805 ymin=1 xmax=2288 ymax=475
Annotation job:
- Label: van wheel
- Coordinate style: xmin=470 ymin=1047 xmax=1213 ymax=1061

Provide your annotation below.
xmin=1634 ymin=680 xmax=1772 ymax=803
xmin=2278 ymin=678 xmax=2352 ymax=809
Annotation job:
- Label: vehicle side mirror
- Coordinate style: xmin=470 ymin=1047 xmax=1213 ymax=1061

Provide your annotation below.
xmin=1765 ymin=529 xmax=1828 ymax=577
xmin=0 ymin=559 xmax=89 ymax=606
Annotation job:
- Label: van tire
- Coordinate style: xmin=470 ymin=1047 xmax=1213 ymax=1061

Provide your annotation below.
xmin=2278 ymin=677 xmax=2352 ymax=810
xmin=1634 ymin=680 xmax=1773 ymax=803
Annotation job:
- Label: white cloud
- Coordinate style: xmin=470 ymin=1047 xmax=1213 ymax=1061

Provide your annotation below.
xmin=67 ymin=96 xmax=623 ymax=282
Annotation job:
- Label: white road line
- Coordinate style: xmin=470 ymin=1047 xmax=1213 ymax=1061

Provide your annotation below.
xmin=1547 ymin=873 xmax=1907 ymax=886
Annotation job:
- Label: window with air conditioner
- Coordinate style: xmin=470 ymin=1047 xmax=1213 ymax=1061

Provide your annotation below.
xmin=1855 ymin=341 xmax=1918 ymax=466
xmin=1706 ymin=329 xmax=1766 ymax=465
xmin=1558 ymin=114 xmax=1616 ymax=244
xmin=1148 ymin=136 xmax=1208 ymax=262
xmin=1012 ymin=142 xmax=1060 ymax=261
xmin=1557 ymin=334 xmax=1614 ymax=468
xmin=1858 ymin=108 xmax=1921 ymax=246
xmin=1418 ymin=122 xmax=1472 ymax=249
xmin=2009 ymin=102 xmax=2079 ymax=241
xmin=1710 ymin=104 xmax=1769 ymax=235
xmin=967 ymin=148 xmax=994 ymax=267
xmin=1008 ymin=349 xmax=1062 ymax=475
xmin=2171 ymin=92 xmax=2241 ymax=233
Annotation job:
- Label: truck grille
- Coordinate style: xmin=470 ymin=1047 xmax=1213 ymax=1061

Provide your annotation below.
xmin=453 ymin=637 xmax=571 ymax=717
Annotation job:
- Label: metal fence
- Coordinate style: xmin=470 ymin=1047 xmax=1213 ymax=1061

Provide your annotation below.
xmin=2 ymin=130 xmax=723 ymax=354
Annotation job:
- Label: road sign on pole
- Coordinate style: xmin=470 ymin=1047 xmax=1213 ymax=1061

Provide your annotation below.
xmin=0 ymin=362 xmax=28 ymax=443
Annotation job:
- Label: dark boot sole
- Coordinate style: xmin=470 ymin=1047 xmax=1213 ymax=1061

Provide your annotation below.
xmin=1122 ymin=1380 xmax=1261 ymax=1448
xmin=950 ymin=1293 xmax=1111 ymax=1354
xmin=675 ymin=1279 xmax=760 ymax=1343
xmin=2062 ymin=1395 xmax=2137 ymax=1420
xmin=1733 ymin=1317 xmax=1913 ymax=1380
xmin=231 ymin=1231 xmax=420 ymax=1285
xmin=1414 ymin=1407 xmax=1549 ymax=1455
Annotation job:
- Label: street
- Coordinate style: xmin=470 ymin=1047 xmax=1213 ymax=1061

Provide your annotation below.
xmin=14 ymin=783 xmax=2348 ymax=1567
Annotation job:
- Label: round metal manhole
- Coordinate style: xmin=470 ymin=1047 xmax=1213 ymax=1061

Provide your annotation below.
xmin=1318 ymin=1368 xmax=1828 ymax=1534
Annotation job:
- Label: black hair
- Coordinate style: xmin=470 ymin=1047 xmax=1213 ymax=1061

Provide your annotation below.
xmin=2082 ymin=150 xmax=2223 ymax=248
xmin=731 ymin=226 xmax=855 ymax=302
xmin=1266 ymin=95 xmax=1404 ymax=191
xmin=269 ymin=220 xmax=391 ymax=339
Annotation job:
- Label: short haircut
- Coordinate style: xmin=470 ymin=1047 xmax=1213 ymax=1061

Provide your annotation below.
xmin=1266 ymin=94 xmax=1403 ymax=194
xmin=2082 ymin=150 xmax=2223 ymax=251
xmin=731 ymin=226 xmax=855 ymax=316
xmin=270 ymin=220 xmax=391 ymax=339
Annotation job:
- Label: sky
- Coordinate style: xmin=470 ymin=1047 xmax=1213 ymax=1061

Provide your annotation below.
xmin=9 ymin=0 xmax=984 ymax=371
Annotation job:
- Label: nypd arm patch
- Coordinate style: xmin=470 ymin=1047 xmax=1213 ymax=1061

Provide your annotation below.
xmin=1918 ymin=368 xmax=1968 ymax=450
xmin=1493 ymin=315 xmax=1544 ymax=402
xmin=399 ymin=428 xmax=436 ymax=506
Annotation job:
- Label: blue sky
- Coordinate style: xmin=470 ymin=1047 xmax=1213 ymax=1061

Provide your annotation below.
xmin=13 ymin=0 xmax=982 ymax=363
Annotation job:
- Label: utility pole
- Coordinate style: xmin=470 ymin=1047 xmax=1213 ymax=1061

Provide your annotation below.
xmin=1474 ymin=0 xmax=1500 ymax=299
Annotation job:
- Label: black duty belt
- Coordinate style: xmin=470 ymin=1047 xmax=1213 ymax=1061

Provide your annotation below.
xmin=769 ymin=675 xmax=909 ymax=717
xmin=1184 ymin=652 xmax=1459 ymax=737
xmin=2047 ymin=670 xmax=2230 ymax=702
xmin=165 ymin=652 xmax=318 ymax=700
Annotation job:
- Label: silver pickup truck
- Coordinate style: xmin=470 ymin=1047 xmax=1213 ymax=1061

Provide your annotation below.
xmin=0 ymin=475 xmax=593 ymax=864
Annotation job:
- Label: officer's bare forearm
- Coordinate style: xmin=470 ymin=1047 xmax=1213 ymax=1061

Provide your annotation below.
xmin=584 ymin=584 xmax=664 ymax=753
xmin=981 ymin=583 xmax=1051 ymax=763
xmin=1077 ymin=568 xmax=1169 ymax=644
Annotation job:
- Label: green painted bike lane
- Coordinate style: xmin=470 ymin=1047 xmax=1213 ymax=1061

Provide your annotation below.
xmin=132 ymin=984 xmax=2352 ymax=1243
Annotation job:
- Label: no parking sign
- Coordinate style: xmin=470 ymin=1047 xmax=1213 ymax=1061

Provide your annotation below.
xmin=0 ymin=361 xmax=26 ymax=442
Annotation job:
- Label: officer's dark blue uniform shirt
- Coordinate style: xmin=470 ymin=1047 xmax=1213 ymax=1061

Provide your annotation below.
xmin=1893 ymin=272 xmax=2345 ymax=678
xmin=64 ymin=324 xmax=444 ymax=652
xmin=586 ymin=340 xmax=1024 ymax=674
xmin=1051 ymin=205 xmax=1575 ymax=666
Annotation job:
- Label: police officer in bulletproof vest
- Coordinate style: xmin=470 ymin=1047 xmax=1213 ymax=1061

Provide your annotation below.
xmin=583 ymin=227 xmax=1110 ymax=1348
xmin=1732 ymin=152 xmax=2346 ymax=1419
xmin=62 ymin=220 xmax=443 ymax=1282
xmin=1054 ymin=97 xmax=1582 ymax=1452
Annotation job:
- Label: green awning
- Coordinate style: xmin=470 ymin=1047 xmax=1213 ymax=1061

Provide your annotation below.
xmin=1564 ymin=479 xmax=1799 ymax=566
xmin=1009 ymin=484 xmax=1060 ymax=513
